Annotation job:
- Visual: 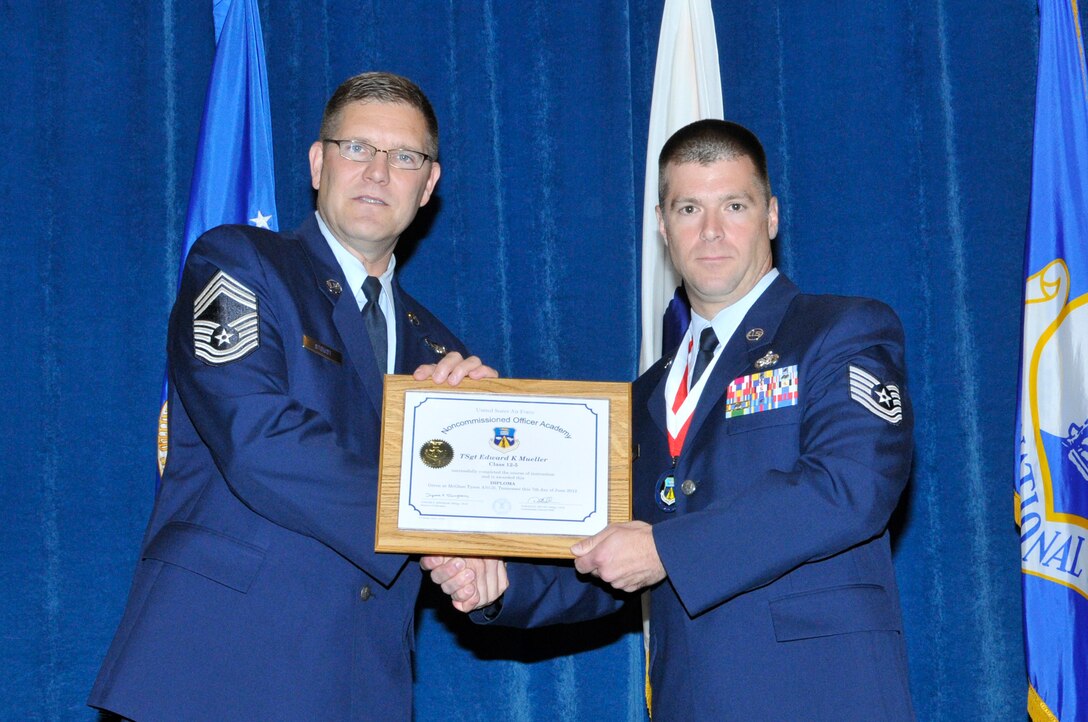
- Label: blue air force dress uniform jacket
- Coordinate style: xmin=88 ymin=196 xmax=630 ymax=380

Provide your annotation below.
xmin=491 ymin=274 xmax=916 ymax=721
xmin=88 ymin=215 xmax=465 ymax=721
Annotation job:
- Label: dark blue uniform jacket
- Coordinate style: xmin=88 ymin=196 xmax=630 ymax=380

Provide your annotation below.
xmin=89 ymin=215 xmax=464 ymax=721
xmin=493 ymin=274 xmax=916 ymax=721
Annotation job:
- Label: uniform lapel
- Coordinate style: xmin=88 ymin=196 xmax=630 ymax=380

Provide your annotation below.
xmin=297 ymin=215 xmax=385 ymax=417
xmin=646 ymin=350 xmax=677 ymax=436
xmin=391 ymin=279 xmax=448 ymax=373
xmin=682 ymin=275 xmax=800 ymax=448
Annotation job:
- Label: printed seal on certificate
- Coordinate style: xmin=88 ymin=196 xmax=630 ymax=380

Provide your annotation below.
xmin=419 ymin=439 xmax=454 ymax=469
xmin=376 ymin=375 xmax=632 ymax=559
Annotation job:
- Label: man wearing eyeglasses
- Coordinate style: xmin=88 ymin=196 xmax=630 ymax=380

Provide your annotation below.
xmin=88 ymin=72 xmax=494 ymax=721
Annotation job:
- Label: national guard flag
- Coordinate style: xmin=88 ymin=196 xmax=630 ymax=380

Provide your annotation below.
xmin=158 ymin=0 xmax=278 ymax=480
xmin=1017 ymin=1 xmax=1088 ymax=720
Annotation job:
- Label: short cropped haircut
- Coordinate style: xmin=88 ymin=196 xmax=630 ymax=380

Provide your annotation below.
xmin=319 ymin=71 xmax=439 ymax=159
xmin=658 ymin=119 xmax=771 ymax=205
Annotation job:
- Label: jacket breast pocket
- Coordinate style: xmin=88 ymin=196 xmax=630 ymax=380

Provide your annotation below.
xmin=724 ymin=404 xmax=801 ymax=435
xmin=143 ymin=521 xmax=266 ymax=593
xmin=769 ymin=583 xmax=900 ymax=642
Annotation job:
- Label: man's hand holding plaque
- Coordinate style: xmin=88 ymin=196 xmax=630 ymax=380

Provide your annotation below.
xmin=413 ymin=352 xmax=498 ymax=386
xmin=420 ymin=556 xmax=509 ymax=612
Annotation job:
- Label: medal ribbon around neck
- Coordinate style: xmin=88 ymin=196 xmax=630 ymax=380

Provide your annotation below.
xmin=665 ymin=334 xmax=716 ymax=457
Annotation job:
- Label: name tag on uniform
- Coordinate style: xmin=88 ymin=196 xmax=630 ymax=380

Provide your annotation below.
xmin=725 ymin=365 xmax=798 ymax=418
xmin=303 ymin=334 xmax=342 ymax=364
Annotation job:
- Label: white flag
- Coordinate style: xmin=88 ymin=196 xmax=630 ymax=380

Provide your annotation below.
xmin=639 ymin=0 xmax=723 ymax=372
xmin=639 ymin=4 xmax=724 ymax=713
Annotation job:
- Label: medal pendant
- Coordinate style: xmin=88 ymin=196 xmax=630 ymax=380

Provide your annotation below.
xmin=656 ymin=471 xmax=677 ymax=512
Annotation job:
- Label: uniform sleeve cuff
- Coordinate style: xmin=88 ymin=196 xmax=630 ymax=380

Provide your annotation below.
xmin=469 ymin=596 xmax=504 ymax=624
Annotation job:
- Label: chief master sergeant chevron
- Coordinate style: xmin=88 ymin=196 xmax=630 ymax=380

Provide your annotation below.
xmin=426 ymin=119 xmax=916 ymax=720
xmin=89 ymin=71 xmax=496 ymax=721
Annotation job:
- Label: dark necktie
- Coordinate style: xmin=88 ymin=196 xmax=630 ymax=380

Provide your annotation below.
xmin=690 ymin=326 xmax=718 ymax=388
xmin=361 ymin=276 xmax=387 ymax=374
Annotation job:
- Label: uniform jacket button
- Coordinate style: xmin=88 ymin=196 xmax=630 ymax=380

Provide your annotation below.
xmin=680 ymin=479 xmax=698 ymax=496
xmin=359 ymin=585 xmax=372 ymax=601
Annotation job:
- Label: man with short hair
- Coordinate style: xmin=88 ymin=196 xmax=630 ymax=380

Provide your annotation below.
xmin=89 ymin=71 xmax=494 ymax=721
xmin=427 ymin=119 xmax=916 ymax=720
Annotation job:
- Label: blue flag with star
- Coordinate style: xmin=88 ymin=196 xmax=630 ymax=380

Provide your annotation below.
xmin=181 ymin=0 xmax=278 ymax=267
xmin=1017 ymin=1 xmax=1088 ymax=720
xmin=158 ymin=0 xmax=277 ymax=480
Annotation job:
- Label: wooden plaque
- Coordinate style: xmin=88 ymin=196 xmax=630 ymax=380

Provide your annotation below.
xmin=376 ymin=375 xmax=631 ymax=559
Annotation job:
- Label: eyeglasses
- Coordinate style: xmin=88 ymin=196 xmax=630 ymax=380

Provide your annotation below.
xmin=323 ymin=139 xmax=432 ymax=170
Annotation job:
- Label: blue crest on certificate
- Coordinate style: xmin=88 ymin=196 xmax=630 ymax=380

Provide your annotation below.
xmin=491 ymin=427 xmax=519 ymax=451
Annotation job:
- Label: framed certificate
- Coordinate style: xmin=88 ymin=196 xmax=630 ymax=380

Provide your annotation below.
xmin=376 ymin=375 xmax=632 ymax=559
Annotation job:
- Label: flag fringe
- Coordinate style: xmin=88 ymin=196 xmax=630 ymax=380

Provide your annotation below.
xmin=1028 ymin=683 xmax=1060 ymax=722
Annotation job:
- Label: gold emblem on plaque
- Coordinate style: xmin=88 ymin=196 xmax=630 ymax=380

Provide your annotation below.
xmin=419 ymin=439 xmax=454 ymax=469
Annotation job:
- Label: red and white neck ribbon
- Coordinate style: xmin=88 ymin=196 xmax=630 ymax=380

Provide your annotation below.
xmin=664 ymin=331 xmax=718 ymax=456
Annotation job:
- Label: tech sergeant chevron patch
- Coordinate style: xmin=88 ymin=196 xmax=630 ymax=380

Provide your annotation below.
xmin=848 ymin=364 xmax=902 ymax=424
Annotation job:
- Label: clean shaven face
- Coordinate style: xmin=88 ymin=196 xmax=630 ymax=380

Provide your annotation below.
xmin=309 ymin=100 xmax=441 ymax=273
xmin=657 ymin=154 xmax=778 ymax=319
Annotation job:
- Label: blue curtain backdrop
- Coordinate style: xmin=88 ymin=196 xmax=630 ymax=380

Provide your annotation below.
xmin=0 ymin=1 xmax=1054 ymax=719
